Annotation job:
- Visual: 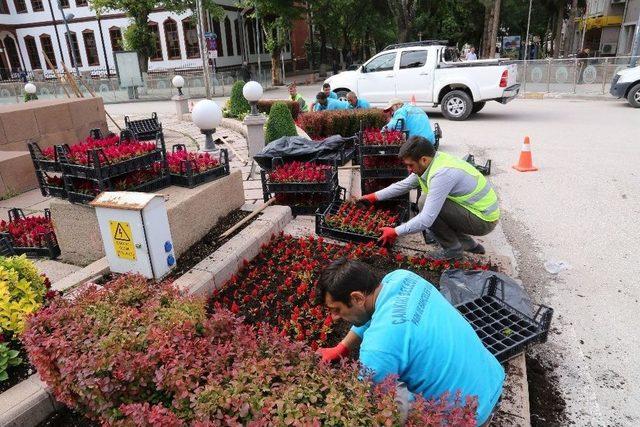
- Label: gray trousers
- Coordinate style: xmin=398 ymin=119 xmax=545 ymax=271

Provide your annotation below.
xmin=418 ymin=195 xmax=497 ymax=251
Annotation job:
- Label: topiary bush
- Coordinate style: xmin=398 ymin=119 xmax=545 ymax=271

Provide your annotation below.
xmin=297 ymin=108 xmax=388 ymax=140
xmin=23 ymin=273 xmax=478 ymax=426
xmin=264 ymin=101 xmax=298 ymax=145
xmin=228 ymin=80 xmax=251 ymax=118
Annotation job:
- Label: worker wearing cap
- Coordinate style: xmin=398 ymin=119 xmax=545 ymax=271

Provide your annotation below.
xmin=360 ymin=136 xmax=499 ymax=260
xmin=346 ymin=92 xmax=371 ymax=109
xmin=317 ymin=258 xmax=505 ymax=426
xmin=383 ymin=98 xmax=435 ymax=144
xmin=313 ymin=92 xmax=350 ymax=111
xmin=288 ymin=83 xmax=309 ymax=112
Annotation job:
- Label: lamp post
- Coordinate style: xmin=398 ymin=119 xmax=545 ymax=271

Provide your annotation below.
xmin=172 ymin=75 xmax=185 ymax=96
xmin=57 ymin=2 xmax=80 ymax=77
xmin=171 ymin=75 xmax=189 ymax=119
xmin=24 ymin=83 xmax=37 ymax=101
xmin=242 ymin=81 xmax=266 ymax=180
xmin=191 ymin=99 xmax=222 ymax=152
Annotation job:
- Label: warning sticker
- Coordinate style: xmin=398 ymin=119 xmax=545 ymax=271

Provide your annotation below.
xmin=109 ymin=221 xmax=136 ymax=261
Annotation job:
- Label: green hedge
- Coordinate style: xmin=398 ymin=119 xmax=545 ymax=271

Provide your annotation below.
xmin=257 ymin=100 xmax=301 ymax=120
xmin=228 ymin=81 xmax=251 ymax=118
xmin=297 ymin=108 xmax=387 ymax=139
xmin=264 ymin=102 xmax=298 ymax=145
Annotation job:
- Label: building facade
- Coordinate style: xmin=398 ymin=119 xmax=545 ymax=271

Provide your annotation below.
xmin=0 ymin=0 xmax=307 ymax=79
xmin=575 ymin=0 xmax=639 ymax=56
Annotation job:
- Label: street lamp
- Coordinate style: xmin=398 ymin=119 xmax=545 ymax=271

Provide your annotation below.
xmin=24 ymin=83 xmax=37 ymax=101
xmin=242 ymin=81 xmax=263 ymax=115
xmin=172 ymin=75 xmax=185 ymax=96
xmin=191 ymin=100 xmax=222 ymax=152
xmin=58 ymin=2 xmax=80 ymax=77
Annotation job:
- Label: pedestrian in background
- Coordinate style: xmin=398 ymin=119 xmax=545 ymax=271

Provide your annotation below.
xmin=465 ymin=47 xmax=478 ymax=61
xmin=240 ymin=61 xmax=252 ymax=82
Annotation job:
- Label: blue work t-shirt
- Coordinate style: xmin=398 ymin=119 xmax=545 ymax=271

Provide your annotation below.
xmin=328 ymin=91 xmax=338 ymax=99
xmin=349 ymin=98 xmax=371 ymax=109
xmin=351 ymin=270 xmax=505 ymax=424
xmin=313 ymin=98 xmax=349 ymax=111
xmin=385 ymin=104 xmax=435 ymax=143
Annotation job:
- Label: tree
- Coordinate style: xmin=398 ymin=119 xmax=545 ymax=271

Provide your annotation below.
xmin=480 ymin=0 xmax=501 ymax=58
xmin=91 ymin=0 xmax=223 ymax=72
xmin=386 ymin=0 xmax=417 ymax=42
xmin=246 ymin=0 xmax=302 ymax=86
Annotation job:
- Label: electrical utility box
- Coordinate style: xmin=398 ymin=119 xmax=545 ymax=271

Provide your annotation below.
xmin=90 ymin=192 xmax=176 ymax=280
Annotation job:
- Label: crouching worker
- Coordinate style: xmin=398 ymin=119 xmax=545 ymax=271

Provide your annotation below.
xmin=317 ymin=258 xmax=505 ymax=425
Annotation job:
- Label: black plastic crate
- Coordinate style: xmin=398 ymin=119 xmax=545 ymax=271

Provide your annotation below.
xmin=0 ymin=208 xmax=60 ymax=259
xmin=34 ymin=170 xmax=67 ymax=199
xmin=0 ymin=235 xmax=14 ymax=256
xmin=272 ymin=187 xmax=344 ymax=217
xmin=261 ymin=165 xmax=338 ymax=194
xmin=27 ymin=141 xmax=66 ymax=172
xmin=316 ymin=198 xmax=409 ymax=244
xmin=455 ymin=275 xmax=553 ymax=363
xmin=67 ymin=173 xmax=171 ymax=205
xmin=360 ymin=177 xmax=410 ymax=202
xmin=125 ymin=113 xmax=163 ymax=141
xmin=170 ymin=148 xmax=231 ymax=189
xmin=463 ymin=154 xmax=491 ymax=176
xmin=361 ymin=167 xmax=409 ymax=179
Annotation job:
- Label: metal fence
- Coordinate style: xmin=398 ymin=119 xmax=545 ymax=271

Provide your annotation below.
xmin=513 ymin=56 xmax=638 ymax=96
xmin=0 ymin=63 xmax=274 ymax=104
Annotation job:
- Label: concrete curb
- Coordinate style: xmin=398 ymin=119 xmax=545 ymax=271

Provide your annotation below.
xmin=521 ymin=91 xmax=617 ymax=102
xmin=173 ymin=205 xmax=293 ymax=296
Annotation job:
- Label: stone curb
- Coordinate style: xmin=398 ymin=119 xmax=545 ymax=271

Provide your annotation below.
xmin=173 ymin=205 xmax=293 ymax=296
xmin=521 ymin=91 xmax=617 ymax=102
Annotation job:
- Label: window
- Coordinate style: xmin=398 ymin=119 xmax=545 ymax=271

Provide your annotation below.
xmin=363 ymin=52 xmax=396 ymax=73
xmin=83 ymin=30 xmax=99 ymax=66
xmin=400 ymin=50 xmax=427 ymax=69
xmin=3 ymin=37 xmax=21 ymax=69
xmin=224 ymin=17 xmax=233 ymax=56
xmin=234 ymin=19 xmax=241 ymax=56
xmin=65 ymin=31 xmax=83 ymax=67
xmin=75 ymin=0 xmax=87 ymax=6
xmin=149 ymin=22 xmax=162 ymax=60
xmin=13 ymin=0 xmax=27 ymax=13
xmin=30 ymin=0 xmax=43 ymax=11
xmin=0 ymin=0 xmax=8 ymax=13
xmin=163 ymin=18 xmax=181 ymax=59
xmin=212 ymin=19 xmax=223 ymax=56
xmin=40 ymin=34 xmax=56 ymax=67
xmin=182 ymin=18 xmax=199 ymax=58
xmin=109 ymin=26 xmax=123 ymax=52
xmin=24 ymin=36 xmax=41 ymax=69
xmin=247 ymin=19 xmax=255 ymax=54
xmin=59 ymin=0 xmax=68 ymax=7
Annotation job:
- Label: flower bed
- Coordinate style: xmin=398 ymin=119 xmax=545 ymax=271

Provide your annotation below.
xmin=0 ymin=209 xmax=60 ymax=259
xmin=0 ymin=256 xmax=53 ymax=392
xmin=209 ymin=233 xmax=490 ymax=349
xmin=167 ymin=147 xmax=230 ymax=189
xmin=24 ymin=273 xmax=477 ymax=425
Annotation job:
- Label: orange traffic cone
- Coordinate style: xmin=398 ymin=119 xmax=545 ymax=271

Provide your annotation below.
xmin=512 ymin=136 xmax=538 ymax=172
xmin=410 ymin=95 xmax=417 ymax=105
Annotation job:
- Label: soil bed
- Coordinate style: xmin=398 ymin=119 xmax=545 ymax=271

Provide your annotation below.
xmin=36 ymin=406 xmax=97 ymax=427
xmin=0 ymin=342 xmax=34 ymax=394
xmin=527 ymin=353 xmax=567 ymax=426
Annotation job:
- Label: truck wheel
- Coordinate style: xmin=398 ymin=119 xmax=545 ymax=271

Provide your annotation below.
xmin=335 ymin=90 xmax=349 ymax=101
xmin=627 ymin=83 xmax=640 ymax=108
xmin=471 ymin=101 xmax=486 ymax=114
xmin=441 ymin=90 xmax=473 ymax=121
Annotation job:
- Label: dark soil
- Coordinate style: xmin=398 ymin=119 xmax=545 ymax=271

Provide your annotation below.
xmin=0 ymin=342 xmax=35 ymax=393
xmin=527 ymin=353 xmax=568 ymax=426
xmin=36 ymin=406 xmax=97 ymax=427
xmin=171 ymin=209 xmax=251 ymax=277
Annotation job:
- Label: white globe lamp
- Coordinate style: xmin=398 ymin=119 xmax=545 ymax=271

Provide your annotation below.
xmin=191 ymin=100 xmax=222 ymax=152
xmin=242 ymin=81 xmax=263 ymax=115
xmin=24 ymin=83 xmax=36 ymax=94
xmin=172 ymin=75 xmax=185 ymax=96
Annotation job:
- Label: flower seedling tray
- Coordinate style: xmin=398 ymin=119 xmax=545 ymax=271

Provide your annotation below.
xmin=0 ymin=235 xmax=14 ymax=256
xmin=34 ymin=170 xmax=67 ymax=199
xmin=273 ymin=186 xmax=345 ymax=217
xmin=360 ymin=166 xmax=409 ymax=179
xmin=361 ymin=177 xmax=410 ymax=202
xmin=66 ymin=173 xmax=171 ymax=205
xmin=455 ymin=275 xmax=553 ymax=363
xmin=463 ymin=154 xmax=491 ymax=176
xmin=27 ymin=141 xmax=67 ymax=172
xmin=125 ymin=112 xmax=163 ymax=141
xmin=261 ymin=164 xmax=338 ymax=194
xmin=316 ymin=199 xmax=409 ymax=245
xmin=170 ymin=149 xmax=230 ymax=189
xmin=1 ymin=208 xmax=60 ymax=259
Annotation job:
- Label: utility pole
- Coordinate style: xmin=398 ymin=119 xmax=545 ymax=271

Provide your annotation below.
xmin=522 ymin=0 xmax=533 ymax=93
xmin=58 ymin=0 xmax=79 ymax=76
xmin=195 ymin=0 xmax=212 ymax=98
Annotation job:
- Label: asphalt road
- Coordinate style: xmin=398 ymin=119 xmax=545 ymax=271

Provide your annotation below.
xmin=107 ymin=91 xmax=639 ymax=426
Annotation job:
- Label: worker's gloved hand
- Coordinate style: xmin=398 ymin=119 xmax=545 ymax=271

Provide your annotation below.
xmin=317 ymin=343 xmax=349 ymax=363
xmin=359 ymin=193 xmax=377 ymax=204
xmin=379 ymin=227 xmax=398 ymax=246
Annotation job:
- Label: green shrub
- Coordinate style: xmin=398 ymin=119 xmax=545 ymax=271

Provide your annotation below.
xmin=0 ymin=342 xmax=21 ymax=382
xmin=257 ymin=100 xmax=301 ymax=120
xmin=264 ymin=102 xmax=298 ymax=145
xmin=228 ymin=81 xmax=251 ymax=118
xmin=297 ymin=108 xmax=387 ymax=139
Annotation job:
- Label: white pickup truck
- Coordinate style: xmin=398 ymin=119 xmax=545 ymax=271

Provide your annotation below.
xmin=324 ymin=41 xmax=520 ymax=121
xmin=610 ymin=65 xmax=640 ymax=108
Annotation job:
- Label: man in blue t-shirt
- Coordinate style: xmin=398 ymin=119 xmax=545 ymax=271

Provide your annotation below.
xmin=317 ymin=258 xmax=505 ymax=426
xmin=313 ymin=92 xmax=350 ymax=111
xmin=383 ymin=98 xmax=435 ymax=144
xmin=322 ymin=82 xmax=338 ymax=100
xmin=346 ymin=91 xmax=371 ymax=109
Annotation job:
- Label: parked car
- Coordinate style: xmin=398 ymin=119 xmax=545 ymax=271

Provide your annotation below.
xmin=610 ymin=65 xmax=640 ymax=108
xmin=323 ymin=41 xmax=520 ymax=121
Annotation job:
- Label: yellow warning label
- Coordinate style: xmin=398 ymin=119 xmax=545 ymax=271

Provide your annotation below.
xmin=109 ymin=221 xmax=136 ymax=261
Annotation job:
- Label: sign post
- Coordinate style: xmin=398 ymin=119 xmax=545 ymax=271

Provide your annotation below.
xmin=205 ymin=32 xmax=218 ymax=94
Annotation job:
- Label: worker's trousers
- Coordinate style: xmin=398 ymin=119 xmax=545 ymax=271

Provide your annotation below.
xmin=418 ymin=195 xmax=497 ymax=251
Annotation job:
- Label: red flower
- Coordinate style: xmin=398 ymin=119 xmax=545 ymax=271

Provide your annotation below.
xmin=230 ymin=302 xmax=240 ymax=314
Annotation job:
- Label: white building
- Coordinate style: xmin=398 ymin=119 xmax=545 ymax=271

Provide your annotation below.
xmin=0 ymin=0 xmax=292 ymax=79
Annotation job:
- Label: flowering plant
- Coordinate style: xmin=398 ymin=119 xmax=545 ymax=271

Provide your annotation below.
xmin=43 ymin=134 xmax=156 ymax=166
xmin=362 ymin=128 xmax=405 ymax=146
xmin=44 ymin=175 xmax=64 ymax=188
xmin=363 ymin=155 xmax=405 ymax=169
xmin=111 ymin=169 xmax=161 ymax=191
xmin=325 ymin=202 xmax=398 ymax=237
xmin=363 ymin=178 xmax=398 ymax=194
xmin=268 ymin=161 xmax=332 ymax=183
xmin=166 ymin=150 xmax=220 ymax=175
xmin=0 ymin=214 xmax=57 ymax=249
xmin=42 ymin=134 xmax=120 ymax=161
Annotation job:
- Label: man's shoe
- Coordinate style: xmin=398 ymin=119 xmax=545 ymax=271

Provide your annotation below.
xmin=422 ymin=230 xmax=437 ymax=245
xmin=465 ymin=243 xmax=485 ymax=255
xmin=432 ymin=248 xmax=464 ymax=261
